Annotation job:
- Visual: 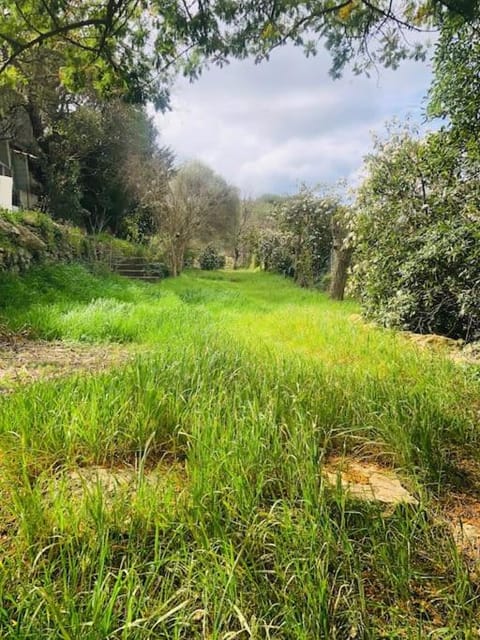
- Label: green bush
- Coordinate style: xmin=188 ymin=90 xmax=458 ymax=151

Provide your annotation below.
xmin=255 ymin=188 xmax=338 ymax=287
xmin=198 ymin=245 xmax=226 ymax=270
xmin=354 ymin=128 xmax=480 ymax=342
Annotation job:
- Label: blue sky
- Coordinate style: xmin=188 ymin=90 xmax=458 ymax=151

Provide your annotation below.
xmin=152 ymin=42 xmax=435 ymax=196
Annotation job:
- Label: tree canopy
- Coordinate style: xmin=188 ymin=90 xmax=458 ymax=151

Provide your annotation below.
xmin=428 ymin=18 xmax=480 ymax=147
xmin=1 ymin=1 xmax=478 ymax=105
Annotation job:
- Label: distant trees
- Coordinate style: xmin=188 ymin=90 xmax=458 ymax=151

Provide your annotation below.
xmin=252 ymin=187 xmax=348 ymax=292
xmin=128 ymin=160 xmax=239 ymax=276
xmin=274 ymin=187 xmax=335 ymax=287
xmin=161 ymin=161 xmax=238 ymax=276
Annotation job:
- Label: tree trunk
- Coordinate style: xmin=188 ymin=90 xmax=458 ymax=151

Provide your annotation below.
xmin=168 ymin=243 xmax=178 ymax=277
xmin=329 ymin=216 xmax=353 ymax=300
xmin=329 ymin=243 xmax=353 ymax=300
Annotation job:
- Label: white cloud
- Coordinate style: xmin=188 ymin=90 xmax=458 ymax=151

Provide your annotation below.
xmin=152 ymin=43 xmax=434 ymax=196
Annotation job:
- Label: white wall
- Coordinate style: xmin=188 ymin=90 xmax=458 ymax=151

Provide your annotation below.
xmin=0 ymin=175 xmax=13 ymax=210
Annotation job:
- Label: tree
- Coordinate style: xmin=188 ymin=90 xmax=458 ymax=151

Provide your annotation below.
xmin=353 ymin=125 xmax=480 ymax=341
xmin=47 ymin=102 xmax=166 ymax=235
xmin=274 ymin=187 xmax=334 ymax=287
xmin=129 ymin=160 xmax=239 ymax=276
xmin=1 ymin=1 xmax=476 ymax=104
xmin=163 ymin=162 xmax=239 ymax=276
xmin=428 ymin=19 xmax=480 ymax=145
xmin=0 ymin=1 xmax=168 ymax=107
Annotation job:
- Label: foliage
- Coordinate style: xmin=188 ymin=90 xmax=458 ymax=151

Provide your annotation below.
xmin=428 ymin=18 xmax=480 ymax=146
xmin=266 ymin=187 xmax=336 ymax=287
xmin=230 ymin=196 xmax=285 ymax=269
xmin=198 ymin=244 xmax=226 ymax=270
xmin=255 ymin=228 xmax=293 ymax=276
xmin=353 ymin=126 xmax=480 ymax=341
xmin=1 ymin=1 xmax=476 ymax=106
xmin=0 ymin=1 xmax=169 ymax=107
xmin=0 ymin=46 xmax=173 ymax=239
xmin=46 ymin=102 xmax=171 ymax=235
xmin=132 ymin=160 xmax=239 ymax=276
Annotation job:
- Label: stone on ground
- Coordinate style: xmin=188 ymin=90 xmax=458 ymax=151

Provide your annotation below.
xmin=324 ymin=457 xmax=417 ymax=505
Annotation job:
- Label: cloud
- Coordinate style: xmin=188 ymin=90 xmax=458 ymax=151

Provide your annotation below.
xmin=151 ymin=43 xmax=434 ymax=196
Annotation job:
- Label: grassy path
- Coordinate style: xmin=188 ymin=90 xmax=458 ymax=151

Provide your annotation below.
xmin=0 ymin=265 xmax=479 ymax=638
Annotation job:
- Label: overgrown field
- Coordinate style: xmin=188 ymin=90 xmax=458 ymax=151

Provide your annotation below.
xmin=0 ymin=265 xmax=479 ymax=638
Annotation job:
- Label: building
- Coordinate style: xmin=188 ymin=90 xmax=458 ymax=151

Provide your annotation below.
xmin=0 ymin=138 xmax=40 ymax=210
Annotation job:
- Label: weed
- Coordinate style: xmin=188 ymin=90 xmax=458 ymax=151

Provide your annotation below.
xmin=0 ymin=265 xmax=479 ymax=637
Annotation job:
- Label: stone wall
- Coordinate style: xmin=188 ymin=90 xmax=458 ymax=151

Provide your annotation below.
xmin=0 ymin=210 xmax=147 ymax=273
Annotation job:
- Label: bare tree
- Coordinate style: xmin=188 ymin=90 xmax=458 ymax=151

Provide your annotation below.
xmin=160 ymin=162 xmax=239 ymax=275
xmin=127 ymin=158 xmax=239 ymax=276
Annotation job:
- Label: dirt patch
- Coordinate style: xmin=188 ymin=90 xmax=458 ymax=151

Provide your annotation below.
xmin=451 ymin=521 xmax=480 ymax=569
xmin=0 ymin=338 xmax=135 ymax=393
xmin=449 ymin=341 xmax=480 ymax=365
xmin=50 ymin=461 xmax=186 ymax=505
xmin=324 ymin=457 xmax=417 ymax=505
xmin=440 ymin=489 xmax=480 ymax=569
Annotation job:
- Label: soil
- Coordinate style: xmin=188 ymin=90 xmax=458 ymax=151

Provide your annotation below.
xmin=48 ymin=461 xmax=187 ymax=506
xmin=0 ymin=336 xmax=135 ymax=393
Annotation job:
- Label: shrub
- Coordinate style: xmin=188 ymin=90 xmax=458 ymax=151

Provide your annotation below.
xmin=353 ymin=127 xmax=480 ymax=342
xmin=198 ymin=245 xmax=226 ymax=270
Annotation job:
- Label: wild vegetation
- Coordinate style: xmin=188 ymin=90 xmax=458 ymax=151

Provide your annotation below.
xmin=1 ymin=1 xmax=478 ymax=338
xmin=0 ymin=1 xmax=479 ymax=636
xmin=0 ymin=265 xmax=479 ymax=638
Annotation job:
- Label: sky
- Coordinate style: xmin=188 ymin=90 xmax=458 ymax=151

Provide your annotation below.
xmin=152 ymin=41 xmax=435 ymax=197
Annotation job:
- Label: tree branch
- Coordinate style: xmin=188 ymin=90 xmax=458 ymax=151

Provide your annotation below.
xmin=0 ymin=18 xmax=108 ymax=74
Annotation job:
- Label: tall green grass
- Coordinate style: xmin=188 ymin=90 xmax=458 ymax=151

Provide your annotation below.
xmin=0 ymin=264 xmax=479 ymax=637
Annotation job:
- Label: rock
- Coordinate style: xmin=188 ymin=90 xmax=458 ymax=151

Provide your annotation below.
xmin=324 ymin=458 xmax=417 ymax=505
xmin=0 ymin=218 xmax=20 ymax=238
xmin=452 ymin=522 xmax=480 ymax=552
xmin=0 ymin=217 xmax=46 ymax=252
xmin=50 ymin=462 xmax=186 ymax=505
xmin=444 ymin=494 xmax=480 ymax=566
xmin=14 ymin=223 xmax=47 ymax=252
xmin=451 ymin=522 xmax=480 ymax=572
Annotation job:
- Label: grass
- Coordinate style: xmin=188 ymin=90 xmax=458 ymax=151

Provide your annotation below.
xmin=0 ymin=264 xmax=479 ymax=637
